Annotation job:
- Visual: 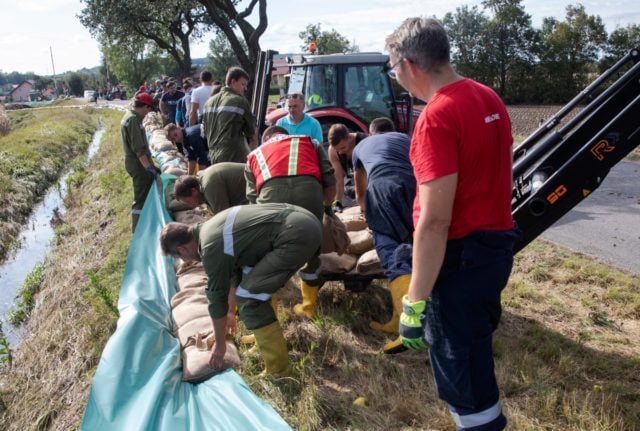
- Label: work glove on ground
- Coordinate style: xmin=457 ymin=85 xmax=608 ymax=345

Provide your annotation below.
xmin=146 ymin=164 xmax=161 ymax=178
xmin=331 ymin=200 xmax=343 ymax=213
xmin=399 ymin=295 xmax=429 ymax=351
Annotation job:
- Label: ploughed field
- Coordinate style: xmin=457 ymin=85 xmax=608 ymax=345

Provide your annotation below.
xmin=507 ymin=104 xmax=580 ymax=139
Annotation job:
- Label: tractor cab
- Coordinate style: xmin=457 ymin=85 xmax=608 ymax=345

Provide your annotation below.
xmin=254 ymin=51 xmax=415 ymax=142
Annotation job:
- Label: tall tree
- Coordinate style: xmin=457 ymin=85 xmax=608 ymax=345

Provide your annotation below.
xmin=100 ymin=35 xmax=163 ymax=88
xmin=65 ymin=73 xmax=85 ymax=96
xmin=538 ymin=4 xmax=607 ymax=102
xmin=600 ymin=24 xmax=640 ymax=70
xmin=298 ymin=23 xmax=358 ymax=54
xmin=443 ymin=6 xmax=493 ymax=85
xmin=207 ymin=32 xmax=247 ymax=81
xmin=481 ymin=0 xmax=537 ymax=99
xmin=195 ymin=0 xmax=268 ymax=79
xmin=79 ymin=0 xmax=211 ymax=78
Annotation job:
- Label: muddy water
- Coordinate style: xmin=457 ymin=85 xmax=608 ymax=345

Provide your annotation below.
xmin=0 ymin=128 xmax=105 ymax=347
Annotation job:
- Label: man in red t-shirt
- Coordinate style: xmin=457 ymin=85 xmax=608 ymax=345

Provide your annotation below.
xmin=386 ymin=18 xmax=519 ymax=431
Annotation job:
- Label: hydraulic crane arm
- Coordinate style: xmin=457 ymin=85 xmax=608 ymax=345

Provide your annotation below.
xmin=512 ymin=47 xmax=640 ymax=253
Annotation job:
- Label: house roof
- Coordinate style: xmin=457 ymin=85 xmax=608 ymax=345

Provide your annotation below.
xmin=9 ymin=80 xmax=33 ymax=95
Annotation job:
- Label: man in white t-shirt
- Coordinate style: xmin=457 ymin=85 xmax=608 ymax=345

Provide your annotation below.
xmin=190 ymin=70 xmax=220 ymax=125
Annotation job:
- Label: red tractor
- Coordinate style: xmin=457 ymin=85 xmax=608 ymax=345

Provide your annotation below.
xmin=251 ymin=50 xmax=421 ymax=142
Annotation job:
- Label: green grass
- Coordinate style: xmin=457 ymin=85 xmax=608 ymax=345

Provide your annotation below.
xmin=8 ymin=262 xmax=46 ymax=326
xmin=0 ymin=322 xmax=11 ymax=368
xmin=0 ymin=107 xmax=97 ymax=259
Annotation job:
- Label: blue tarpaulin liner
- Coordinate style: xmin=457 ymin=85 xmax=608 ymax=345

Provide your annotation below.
xmin=81 ymin=176 xmax=291 ymax=430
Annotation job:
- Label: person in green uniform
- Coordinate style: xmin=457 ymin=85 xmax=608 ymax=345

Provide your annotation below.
xmin=245 ymin=126 xmax=336 ymax=319
xmin=160 ymin=203 xmax=322 ymax=375
xmin=202 ymin=67 xmax=257 ymax=164
xmin=173 ymin=162 xmax=248 ymax=214
xmin=120 ymin=92 xmax=160 ymax=232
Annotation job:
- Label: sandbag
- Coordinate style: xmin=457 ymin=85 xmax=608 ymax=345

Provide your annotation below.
xmin=176 ymin=268 xmax=208 ymax=290
xmin=164 ymin=167 xmax=186 ymax=176
xmin=356 ymin=248 xmax=384 ymax=276
xmin=143 ymin=112 xmax=164 ymax=130
xmin=173 ymin=209 xmax=207 ymax=224
xmin=336 ymin=210 xmax=368 ymax=231
xmin=346 ymin=229 xmax=374 ymax=255
xmin=176 ymin=260 xmax=202 ymax=276
xmin=171 ymin=288 xmax=209 ymax=328
xmin=319 ymin=252 xmax=358 ymax=274
xmin=181 ymin=334 xmax=241 ymax=383
xmin=321 ymin=212 xmax=350 ymax=255
xmin=175 ymin=315 xmax=212 ymax=346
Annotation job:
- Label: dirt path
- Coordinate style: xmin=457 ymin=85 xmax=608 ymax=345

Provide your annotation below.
xmin=541 ymin=159 xmax=640 ymax=274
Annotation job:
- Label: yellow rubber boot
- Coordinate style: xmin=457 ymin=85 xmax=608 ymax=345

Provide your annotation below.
xmin=241 ymin=294 xmax=278 ymax=351
xmin=253 ymin=321 xmax=290 ymax=376
xmin=293 ymin=280 xmax=319 ymax=319
xmin=382 ymin=336 xmax=408 ymax=354
xmin=369 ymin=274 xmax=410 ymax=335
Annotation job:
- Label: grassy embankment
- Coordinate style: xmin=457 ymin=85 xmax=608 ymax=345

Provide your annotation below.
xmin=0 ymin=107 xmax=129 ymax=429
xmin=0 ymin=107 xmax=97 ymax=259
xmin=0 ymin=105 xmax=638 ymax=430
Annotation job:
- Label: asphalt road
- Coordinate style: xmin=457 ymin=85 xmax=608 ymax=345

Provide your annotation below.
xmin=540 ymin=159 xmax=640 ymax=275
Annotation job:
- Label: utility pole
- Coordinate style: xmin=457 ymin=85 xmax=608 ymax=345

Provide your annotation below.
xmin=50 ymin=46 xmax=58 ymax=98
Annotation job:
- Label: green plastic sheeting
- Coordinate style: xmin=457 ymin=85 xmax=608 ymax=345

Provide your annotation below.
xmin=82 ymin=175 xmax=291 ymax=431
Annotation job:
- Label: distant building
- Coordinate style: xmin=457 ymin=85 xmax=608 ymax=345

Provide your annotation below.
xmin=271 ymin=55 xmax=291 ymax=90
xmin=8 ymin=80 xmax=34 ymax=102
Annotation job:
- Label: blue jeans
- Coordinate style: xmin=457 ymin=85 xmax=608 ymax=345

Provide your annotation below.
xmin=372 ymin=232 xmax=412 ymax=281
xmin=426 ymin=229 xmax=519 ymax=431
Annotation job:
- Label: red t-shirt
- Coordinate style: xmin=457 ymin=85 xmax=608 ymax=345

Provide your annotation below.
xmin=410 ymin=78 xmax=514 ymax=239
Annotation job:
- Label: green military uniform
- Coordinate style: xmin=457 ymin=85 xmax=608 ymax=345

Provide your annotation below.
xmin=121 ymin=109 xmax=153 ymax=231
xmin=195 ymin=203 xmax=322 ymax=329
xmin=202 ymin=86 xmax=255 ymax=164
xmin=245 ymin=139 xmax=335 ymax=284
xmin=198 ymin=162 xmax=248 ymax=214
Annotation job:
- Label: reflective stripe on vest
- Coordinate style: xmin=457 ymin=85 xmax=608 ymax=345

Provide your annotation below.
xmin=450 ymin=400 xmax=502 ymax=428
xmin=247 ymin=135 xmax=322 ymax=194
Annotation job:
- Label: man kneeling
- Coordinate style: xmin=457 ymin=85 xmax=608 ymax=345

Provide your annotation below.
xmin=160 ymin=203 xmax=322 ymax=375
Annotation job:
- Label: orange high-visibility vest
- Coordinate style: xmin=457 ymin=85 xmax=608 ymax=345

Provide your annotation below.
xmin=247 ymin=135 xmax=322 ymax=194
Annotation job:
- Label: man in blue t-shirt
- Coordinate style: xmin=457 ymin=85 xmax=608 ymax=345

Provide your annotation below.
xmin=165 ymin=123 xmax=211 ymax=175
xmin=275 ymin=92 xmax=323 ymax=144
xmin=351 ymin=117 xmax=415 ymax=354
xmin=160 ymin=81 xmax=185 ymax=125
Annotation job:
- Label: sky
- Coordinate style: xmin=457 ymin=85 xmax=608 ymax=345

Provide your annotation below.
xmin=1 ymin=0 xmax=639 ymax=76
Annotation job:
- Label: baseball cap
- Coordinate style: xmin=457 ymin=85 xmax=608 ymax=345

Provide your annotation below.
xmin=135 ymin=92 xmax=153 ymax=107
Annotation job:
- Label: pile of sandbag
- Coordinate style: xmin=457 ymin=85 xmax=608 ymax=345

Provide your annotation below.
xmin=143 ymin=112 xmax=187 ymax=171
xmin=142 ymin=113 xmax=239 ymax=382
xmin=319 ymin=206 xmax=384 ymax=277
xmin=171 ymin=260 xmax=241 ymax=382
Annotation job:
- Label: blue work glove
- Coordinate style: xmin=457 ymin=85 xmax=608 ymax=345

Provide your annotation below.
xmin=399 ymin=295 xmax=429 ymax=351
xmin=324 ymin=205 xmax=334 ymax=216
xmin=146 ymin=164 xmax=160 ymax=178
xmin=331 ymin=200 xmax=344 ymax=213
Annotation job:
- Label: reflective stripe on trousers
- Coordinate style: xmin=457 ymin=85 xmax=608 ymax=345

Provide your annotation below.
xmin=450 ymin=400 xmax=502 ymax=429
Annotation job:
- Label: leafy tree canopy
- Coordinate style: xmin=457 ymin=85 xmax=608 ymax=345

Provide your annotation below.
xmin=299 ymin=23 xmax=358 ymax=54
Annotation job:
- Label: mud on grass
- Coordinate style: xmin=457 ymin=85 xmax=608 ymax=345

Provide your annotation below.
xmin=0 ymin=107 xmax=98 ymax=260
